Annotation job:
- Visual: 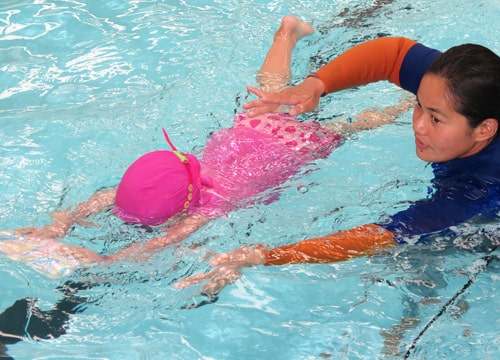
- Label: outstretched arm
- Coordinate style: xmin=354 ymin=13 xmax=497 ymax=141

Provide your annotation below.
xmin=176 ymin=224 xmax=396 ymax=295
xmin=70 ymin=188 xmax=116 ymax=219
xmin=323 ymin=95 xmax=415 ymax=135
xmin=15 ymin=188 xmax=116 ymax=239
xmin=262 ymin=224 xmax=395 ymax=265
xmin=106 ymin=214 xmax=211 ymax=261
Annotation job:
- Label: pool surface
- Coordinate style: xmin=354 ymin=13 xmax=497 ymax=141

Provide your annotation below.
xmin=0 ymin=0 xmax=499 ymax=359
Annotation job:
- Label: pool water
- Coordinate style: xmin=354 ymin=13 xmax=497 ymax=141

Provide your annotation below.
xmin=0 ymin=0 xmax=499 ymax=359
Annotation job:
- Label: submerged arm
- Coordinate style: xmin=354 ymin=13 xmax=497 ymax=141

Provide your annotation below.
xmin=323 ymin=95 xmax=415 ymax=135
xmin=53 ymin=188 xmax=116 ymax=236
xmin=176 ymin=224 xmax=396 ymax=295
xmin=15 ymin=189 xmax=116 ymax=239
xmin=262 ymin=224 xmax=396 ymax=265
xmin=211 ymin=224 xmax=396 ymax=266
xmin=107 ymin=214 xmax=211 ymax=261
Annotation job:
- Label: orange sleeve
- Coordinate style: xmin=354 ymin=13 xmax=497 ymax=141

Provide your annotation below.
xmin=263 ymin=224 xmax=396 ymax=265
xmin=315 ymin=37 xmax=417 ymax=94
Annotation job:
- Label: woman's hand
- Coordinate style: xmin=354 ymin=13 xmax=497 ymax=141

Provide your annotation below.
xmin=175 ymin=246 xmax=267 ymax=296
xmin=243 ymin=76 xmax=325 ymax=117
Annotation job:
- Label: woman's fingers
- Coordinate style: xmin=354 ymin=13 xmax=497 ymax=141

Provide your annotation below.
xmin=174 ymin=268 xmax=221 ymax=289
xmin=201 ymin=267 xmax=241 ymax=296
xmin=243 ymin=83 xmax=320 ymax=117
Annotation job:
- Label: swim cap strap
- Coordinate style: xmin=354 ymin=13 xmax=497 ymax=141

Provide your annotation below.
xmin=162 ymin=127 xmax=188 ymax=163
xmin=162 ymin=127 xmax=193 ymax=212
xmin=162 ymin=128 xmax=177 ymax=151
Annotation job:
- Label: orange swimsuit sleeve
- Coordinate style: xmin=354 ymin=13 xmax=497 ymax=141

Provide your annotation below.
xmin=314 ymin=37 xmax=417 ymax=94
xmin=263 ymin=224 xmax=396 ymax=265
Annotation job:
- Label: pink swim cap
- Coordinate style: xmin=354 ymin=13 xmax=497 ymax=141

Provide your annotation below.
xmin=114 ymin=132 xmax=202 ymax=226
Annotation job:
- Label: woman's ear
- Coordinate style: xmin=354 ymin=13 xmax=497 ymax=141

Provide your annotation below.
xmin=474 ymin=118 xmax=499 ymax=141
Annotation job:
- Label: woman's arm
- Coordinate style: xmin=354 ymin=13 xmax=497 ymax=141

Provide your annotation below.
xmin=262 ymin=224 xmax=396 ymax=265
xmin=208 ymin=224 xmax=396 ymax=266
xmin=313 ymin=37 xmax=416 ymax=94
xmin=176 ymin=224 xmax=396 ymax=295
xmin=243 ymin=37 xmax=418 ymax=117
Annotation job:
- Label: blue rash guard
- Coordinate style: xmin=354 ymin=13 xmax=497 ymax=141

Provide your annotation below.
xmin=377 ymin=43 xmax=500 ymax=244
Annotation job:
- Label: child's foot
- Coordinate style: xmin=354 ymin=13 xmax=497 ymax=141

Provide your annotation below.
xmin=277 ymin=15 xmax=314 ymax=43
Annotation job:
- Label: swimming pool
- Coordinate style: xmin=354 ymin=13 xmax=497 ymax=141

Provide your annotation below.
xmin=0 ymin=0 xmax=499 ymax=359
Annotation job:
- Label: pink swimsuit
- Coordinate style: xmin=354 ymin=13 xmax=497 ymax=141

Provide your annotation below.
xmin=192 ymin=112 xmax=341 ymax=218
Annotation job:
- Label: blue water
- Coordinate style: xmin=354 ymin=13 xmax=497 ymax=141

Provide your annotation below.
xmin=1 ymin=0 xmax=499 ymax=359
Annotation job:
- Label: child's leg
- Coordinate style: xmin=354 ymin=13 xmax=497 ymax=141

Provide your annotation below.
xmin=257 ymin=15 xmax=314 ymax=92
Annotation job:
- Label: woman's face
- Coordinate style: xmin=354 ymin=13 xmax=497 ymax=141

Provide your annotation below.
xmin=413 ymin=74 xmax=490 ymax=163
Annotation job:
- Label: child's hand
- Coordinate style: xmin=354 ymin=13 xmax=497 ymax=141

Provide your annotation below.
xmin=13 ymin=226 xmax=59 ymax=239
xmin=12 ymin=209 xmax=72 ymax=238
xmin=14 ymin=207 xmax=100 ymax=240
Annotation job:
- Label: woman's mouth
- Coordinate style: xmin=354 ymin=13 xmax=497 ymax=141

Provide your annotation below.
xmin=415 ymin=137 xmax=427 ymax=150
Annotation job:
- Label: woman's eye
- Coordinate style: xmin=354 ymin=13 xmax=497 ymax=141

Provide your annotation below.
xmin=431 ymin=115 xmax=441 ymax=123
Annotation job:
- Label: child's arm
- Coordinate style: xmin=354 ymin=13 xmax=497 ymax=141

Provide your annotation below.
xmin=106 ymin=214 xmax=211 ymax=261
xmin=70 ymin=188 xmax=117 ymax=218
xmin=16 ymin=189 xmax=116 ymax=239
xmin=50 ymin=188 xmax=116 ymax=237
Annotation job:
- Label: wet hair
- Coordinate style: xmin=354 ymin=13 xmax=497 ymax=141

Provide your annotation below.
xmin=425 ymin=44 xmax=500 ymax=132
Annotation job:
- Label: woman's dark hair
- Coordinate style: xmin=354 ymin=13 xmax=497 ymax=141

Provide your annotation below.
xmin=426 ymin=44 xmax=500 ymax=131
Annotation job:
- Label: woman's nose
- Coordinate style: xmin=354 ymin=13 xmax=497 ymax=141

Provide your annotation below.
xmin=412 ymin=111 xmax=426 ymax=134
